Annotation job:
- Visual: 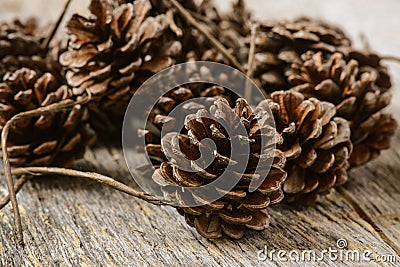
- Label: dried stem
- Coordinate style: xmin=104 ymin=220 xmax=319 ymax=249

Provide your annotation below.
xmin=245 ymin=23 xmax=258 ymax=101
xmin=381 ymin=55 xmax=400 ymax=63
xmin=0 ymin=167 xmax=175 ymax=207
xmin=359 ymin=33 xmax=371 ymax=50
xmin=43 ymin=0 xmax=73 ymax=50
xmin=1 ymin=92 xmax=91 ymax=245
xmin=246 ymin=23 xmax=258 ymax=78
xmin=169 ymin=0 xmax=246 ymax=73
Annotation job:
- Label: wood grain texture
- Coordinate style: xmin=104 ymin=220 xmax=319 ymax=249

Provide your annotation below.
xmin=1 ymin=136 xmax=400 ymax=266
xmin=1 ymin=0 xmax=400 ymax=266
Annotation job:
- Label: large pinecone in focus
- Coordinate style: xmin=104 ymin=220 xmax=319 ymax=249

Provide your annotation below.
xmin=268 ymin=90 xmax=353 ymax=205
xmin=0 ymin=68 xmax=96 ymax=167
xmin=142 ymin=86 xmax=287 ymax=239
xmin=60 ymin=0 xmax=182 ymax=117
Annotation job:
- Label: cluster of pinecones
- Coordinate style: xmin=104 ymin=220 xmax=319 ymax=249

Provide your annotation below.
xmin=0 ymin=0 xmax=397 ymax=239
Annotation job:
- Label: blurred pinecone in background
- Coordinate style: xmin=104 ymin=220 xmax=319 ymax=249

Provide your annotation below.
xmin=0 ymin=18 xmax=49 ymax=79
xmin=178 ymin=0 xmax=250 ymax=68
xmin=267 ymin=90 xmax=352 ymax=204
xmin=247 ymin=17 xmax=397 ymax=168
xmin=252 ymin=17 xmax=352 ymax=92
xmin=60 ymin=0 xmax=182 ymax=128
xmin=144 ymin=88 xmax=286 ymax=238
xmin=350 ymin=113 xmax=397 ymax=166
xmin=0 ymin=68 xmax=96 ymax=167
xmin=0 ymin=15 xmax=96 ymax=168
xmin=125 ymin=0 xmax=233 ymax=61
xmin=286 ymin=51 xmax=396 ymax=166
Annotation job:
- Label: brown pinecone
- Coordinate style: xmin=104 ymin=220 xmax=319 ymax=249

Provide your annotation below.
xmin=0 ymin=18 xmax=49 ymax=79
xmin=117 ymin=0 xmax=200 ymax=14
xmin=253 ymin=17 xmax=352 ymax=92
xmin=244 ymin=16 xmax=397 ymax=167
xmin=60 ymin=0 xmax=182 ymax=117
xmin=219 ymin=0 xmax=252 ymax=61
xmin=177 ymin=0 xmax=249 ymax=67
xmin=287 ymin=51 xmax=396 ymax=166
xmin=142 ymin=84 xmax=244 ymax=163
xmin=268 ymin=90 xmax=353 ymax=205
xmin=141 ymin=86 xmax=287 ymax=239
xmin=0 ymin=68 xmax=96 ymax=167
xmin=350 ymin=113 xmax=397 ymax=166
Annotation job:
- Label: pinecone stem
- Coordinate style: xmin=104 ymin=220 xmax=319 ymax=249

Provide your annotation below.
xmin=1 ymin=118 xmax=23 ymax=245
xmin=42 ymin=0 xmax=73 ymax=50
xmin=3 ymin=167 xmax=175 ymax=207
xmin=1 ymin=92 xmax=91 ymax=245
xmin=245 ymin=23 xmax=267 ymax=100
xmin=381 ymin=55 xmax=400 ymax=63
xmin=359 ymin=33 xmax=371 ymax=50
xmin=246 ymin=23 xmax=258 ymax=79
xmin=169 ymin=0 xmax=246 ymax=73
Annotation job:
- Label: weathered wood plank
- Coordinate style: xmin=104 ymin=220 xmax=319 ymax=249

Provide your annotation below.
xmin=1 ymin=138 xmax=399 ymax=266
xmin=338 ymin=132 xmax=400 ymax=255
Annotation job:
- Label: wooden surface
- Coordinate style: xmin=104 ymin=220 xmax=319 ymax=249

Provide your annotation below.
xmin=1 ymin=0 xmax=400 ymax=266
xmin=1 ymin=139 xmax=400 ymax=266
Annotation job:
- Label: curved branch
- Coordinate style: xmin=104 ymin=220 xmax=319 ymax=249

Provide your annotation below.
xmin=2 ymin=167 xmax=175 ymax=207
xmin=1 ymin=93 xmax=91 ymax=245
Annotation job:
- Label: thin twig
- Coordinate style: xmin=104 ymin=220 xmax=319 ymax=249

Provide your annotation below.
xmin=359 ymin=33 xmax=371 ymax=50
xmin=43 ymin=0 xmax=73 ymax=50
xmin=357 ymin=33 xmax=400 ymax=64
xmin=245 ymin=23 xmax=258 ymax=101
xmin=169 ymin=0 xmax=246 ymax=73
xmin=1 ymin=167 xmax=175 ymax=207
xmin=246 ymin=24 xmax=258 ymax=78
xmin=1 ymin=92 xmax=91 ymax=245
xmin=0 ymin=175 xmax=30 ymax=210
xmin=381 ymin=55 xmax=400 ymax=63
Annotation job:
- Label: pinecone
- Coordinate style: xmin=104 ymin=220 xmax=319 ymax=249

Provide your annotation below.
xmin=117 ymin=0 xmax=200 ymax=15
xmin=350 ymin=113 xmax=398 ymax=166
xmin=253 ymin=17 xmax=352 ymax=92
xmin=60 ymin=0 xmax=182 ymax=117
xmin=142 ymin=84 xmax=243 ymax=163
xmin=219 ymin=0 xmax=252 ymax=62
xmin=141 ymin=86 xmax=287 ymax=239
xmin=286 ymin=51 xmax=396 ymax=166
xmin=177 ymin=0 xmax=249 ymax=67
xmin=0 ymin=68 xmax=96 ymax=167
xmin=0 ymin=18 xmax=49 ymax=79
xmin=268 ymin=90 xmax=353 ymax=205
xmin=243 ymin=16 xmax=397 ymax=167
